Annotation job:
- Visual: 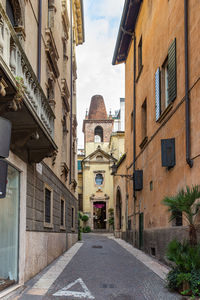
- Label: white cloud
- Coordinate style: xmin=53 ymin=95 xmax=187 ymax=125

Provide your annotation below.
xmin=76 ymin=0 xmax=125 ymax=148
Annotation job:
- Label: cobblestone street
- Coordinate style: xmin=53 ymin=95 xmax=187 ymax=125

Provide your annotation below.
xmin=16 ymin=234 xmax=181 ymax=300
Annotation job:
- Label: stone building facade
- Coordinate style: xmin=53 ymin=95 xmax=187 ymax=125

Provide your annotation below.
xmin=112 ymin=0 xmax=200 ymax=263
xmin=0 ymin=0 xmax=84 ymax=295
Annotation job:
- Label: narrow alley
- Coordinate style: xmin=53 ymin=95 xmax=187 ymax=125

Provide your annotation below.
xmin=16 ymin=234 xmax=180 ymax=300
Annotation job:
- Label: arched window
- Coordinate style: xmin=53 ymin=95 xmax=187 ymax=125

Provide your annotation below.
xmin=95 ymin=173 xmax=103 ymax=185
xmin=6 ymin=0 xmax=23 ymax=28
xmin=94 ymin=126 xmax=103 ymax=142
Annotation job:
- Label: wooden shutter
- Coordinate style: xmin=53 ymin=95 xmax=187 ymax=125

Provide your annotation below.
xmin=168 ymin=38 xmax=177 ymax=103
xmin=161 ymin=138 xmax=176 ymax=168
xmin=155 ymin=68 xmax=161 ymax=121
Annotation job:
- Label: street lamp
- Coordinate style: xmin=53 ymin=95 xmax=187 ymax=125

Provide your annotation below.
xmin=111 ymin=162 xmax=133 ymax=180
xmin=111 ymin=163 xmax=143 ymax=190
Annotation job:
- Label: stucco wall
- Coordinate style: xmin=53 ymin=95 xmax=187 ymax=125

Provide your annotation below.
xmin=123 ymin=0 xmax=200 ymax=248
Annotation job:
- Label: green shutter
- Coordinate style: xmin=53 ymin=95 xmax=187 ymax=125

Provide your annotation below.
xmin=168 ymin=38 xmax=177 ymax=103
xmin=155 ymin=67 xmax=161 ymax=121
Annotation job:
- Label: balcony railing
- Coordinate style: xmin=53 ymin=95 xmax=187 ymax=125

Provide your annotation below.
xmin=0 ymin=4 xmax=54 ymax=139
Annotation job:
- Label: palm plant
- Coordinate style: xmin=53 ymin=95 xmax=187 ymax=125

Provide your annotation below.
xmin=163 ymin=185 xmax=200 ymax=246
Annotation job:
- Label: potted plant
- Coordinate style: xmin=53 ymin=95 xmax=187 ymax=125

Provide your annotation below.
xmin=163 ymin=185 xmax=200 ymax=297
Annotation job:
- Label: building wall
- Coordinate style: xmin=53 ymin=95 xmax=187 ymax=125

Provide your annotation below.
xmin=109 ymin=133 xmax=125 ymax=160
xmin=113 ymin=158 xmax=127 ymax=238
xmin=25 ymin=162 xmax=78 ymax=281
xmin=122 ymin=0 xmax=200 ymax=260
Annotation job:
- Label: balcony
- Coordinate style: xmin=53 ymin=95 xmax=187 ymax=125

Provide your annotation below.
xmin=0 ymin=4 xmax=57 ymax=163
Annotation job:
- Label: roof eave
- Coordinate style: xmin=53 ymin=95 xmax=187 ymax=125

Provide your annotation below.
xmin=112 ymin=0 xmax=142 ymax=65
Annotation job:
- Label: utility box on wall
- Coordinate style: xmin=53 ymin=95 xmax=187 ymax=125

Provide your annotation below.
xmin=134 ymin=170 xmax=143 ymax=191
xmin=161 ymin=138 xmax=176 ymax=168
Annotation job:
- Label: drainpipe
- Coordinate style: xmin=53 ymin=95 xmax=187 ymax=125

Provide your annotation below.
xmin=133 ymin=32 xmax=136 ymax=198
xmin=69 ymin=0 xmax=73 ymax=184
xmin=37 ymin=0 xmax=42 ymax=83
xmin=133 ymin=32 xmax=137 ymax=245
xmin=184 ymin=0 xmax=193 ymax=168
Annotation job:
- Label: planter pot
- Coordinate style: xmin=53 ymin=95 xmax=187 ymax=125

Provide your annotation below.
xmin=178 ymin=281 xmax=191 ymax=296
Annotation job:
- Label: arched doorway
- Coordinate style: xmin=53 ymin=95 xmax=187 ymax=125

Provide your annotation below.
xmin=93 ymin=201 xmax=106 ymax=229
xmin=116 ymin=188 xmax=122 ymax=230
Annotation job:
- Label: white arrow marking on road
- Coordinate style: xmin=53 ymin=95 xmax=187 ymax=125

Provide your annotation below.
xmin=53 ymin=278 xmax=95 ymax=299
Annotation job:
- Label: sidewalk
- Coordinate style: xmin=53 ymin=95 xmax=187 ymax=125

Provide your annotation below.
xmin=108 ymin=235 xmax=170 ymax=281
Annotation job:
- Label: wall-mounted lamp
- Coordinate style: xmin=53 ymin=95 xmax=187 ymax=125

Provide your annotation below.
xmin=111 ymin=163 xmax=133 ymax=179
xmin=111 ymin=163 xmax=143 ymax=191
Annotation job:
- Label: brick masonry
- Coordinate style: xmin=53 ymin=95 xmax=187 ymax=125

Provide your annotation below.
xmin=26 ymin=162 xmax=78 ymax=234
xmin=84 ymin=120 xmax=113 ymax=143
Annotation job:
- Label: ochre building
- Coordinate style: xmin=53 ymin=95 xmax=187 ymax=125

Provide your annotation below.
xmin=112 ymin=0 xmax=200 ymax=262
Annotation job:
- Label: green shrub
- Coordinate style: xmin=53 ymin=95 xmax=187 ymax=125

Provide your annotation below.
xmin=108 ymin=208 xmax=114 ymax=227
xmin=78 ymin=211 xmax=82 ymax=241
xmin=82 ymin=215 xmax=89 ymax=223
xmin=167 ymin=240 xmax=200 ymax=272
xmin=166 ymin=268 xmax=180 ymax=290
xmin=166 ymin=240 xmax=200 ymax=297
xmin=166 ymin=269 xmax=200 ymax=297
xmin=82 ymin=226 xmax=91 ymax=233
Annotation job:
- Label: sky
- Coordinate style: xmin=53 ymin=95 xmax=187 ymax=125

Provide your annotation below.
xmin=76 ymin=0 xmax=125 ymax=148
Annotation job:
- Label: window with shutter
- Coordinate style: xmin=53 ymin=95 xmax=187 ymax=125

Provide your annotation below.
xmin=155 ymin=68 xmax=161 ymax=121
xmin=172 ymin=210 xmax=183 ymax=227
xmin=45 ymin=188 xmax=51 ymax=223
xmin=71 ymin=206 xmax=75 ymax=229
xmin=161 ymin=138 xmax=176 ymax=168
xmin=60 ymin=198 xmax=65 ymax=228
xmin=44 ymin=185 xmax=53 ymax=227
xmin=168 ymin=38 xmax=177 ymax=103
xmin=155 ymin=38 xmax=177 ymax=121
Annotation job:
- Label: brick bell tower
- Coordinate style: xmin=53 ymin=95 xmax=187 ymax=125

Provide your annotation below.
xmin=82 ymin=95 xmax=114 ymax=156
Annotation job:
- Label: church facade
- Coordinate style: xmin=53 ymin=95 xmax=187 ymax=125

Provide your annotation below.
xmin=81 ymin=95 xmax=124 ymax=231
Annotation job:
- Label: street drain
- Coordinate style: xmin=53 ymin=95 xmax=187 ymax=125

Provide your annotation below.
xmin=92 ymin=245 xmax=102 ymax=248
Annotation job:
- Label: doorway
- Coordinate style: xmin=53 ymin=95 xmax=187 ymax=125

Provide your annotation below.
xmin=93 ymin=202 xmax=106 ymax=229
xmin=139 ymin=213 xmax=144 ymax=249
xmin=116 ymin=189 xmax=122 ymax=230
xmin=0 ymin=164 xmax=20 ymax=291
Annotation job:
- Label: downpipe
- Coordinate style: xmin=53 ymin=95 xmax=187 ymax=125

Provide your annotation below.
xmin=184 ymin=0 xmax=193 ymax=168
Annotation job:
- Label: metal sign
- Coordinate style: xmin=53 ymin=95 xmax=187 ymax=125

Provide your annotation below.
xmin=0 ymin=159 xmax=8 ymax=198
xmin=53 ymin=278 xmax=95 ymax=299
xmin=0 ymin=117 xmax=12 ymax=158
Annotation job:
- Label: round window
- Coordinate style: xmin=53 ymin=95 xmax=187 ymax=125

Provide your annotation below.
xmin=95 ymin=173 xmax=103 ymax=185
